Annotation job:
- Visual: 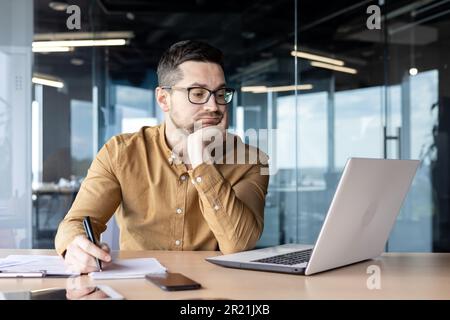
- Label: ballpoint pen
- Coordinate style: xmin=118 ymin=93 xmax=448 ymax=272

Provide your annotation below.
xmin=82 ymin=216 xmax=103 ymax=271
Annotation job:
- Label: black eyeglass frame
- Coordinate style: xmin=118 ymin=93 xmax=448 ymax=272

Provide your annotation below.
xmin=161 ymin=86 xmax=235 ymax=105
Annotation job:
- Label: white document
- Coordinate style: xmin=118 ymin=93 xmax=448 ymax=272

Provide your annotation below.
xmin=89 ymin=258 xmax=166 ymax=280
xmin=0 ymin=255 xmax=79 ymax=276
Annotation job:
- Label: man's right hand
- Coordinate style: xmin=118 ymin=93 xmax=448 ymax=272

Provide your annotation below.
xmin=64 ymin=235 xmax=112 ymax=274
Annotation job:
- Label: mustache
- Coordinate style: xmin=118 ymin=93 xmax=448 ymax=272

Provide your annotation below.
xmin=194 ymin=111 xmax=223 ymax=120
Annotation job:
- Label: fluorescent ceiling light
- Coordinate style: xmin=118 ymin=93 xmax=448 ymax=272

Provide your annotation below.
xmin=32 ymin=77 xmax=64 ymax=88
xmin=32 ymin=46 xmax=72 ymax=53
xmin=48 ymin=1 xmax=69 ymax=11
xmin=32 ymin=39 xmax=127 ymax=48
xmin=32 ymin=74 xmax=64 ymax=88
xmin=70 ymin=58 xmax=84 ymax=66
xmin=242 ymin=84 xmax=313 ymax=93
xmin=310 ymin=61 xmax=358 ymax=74
xmin=34 ymin=31 xmax=134 ymax=41
xmin=241 ymin=86 xmax=267 ymax=92
xmin=291 ymin=50 xmax=344 ymax=66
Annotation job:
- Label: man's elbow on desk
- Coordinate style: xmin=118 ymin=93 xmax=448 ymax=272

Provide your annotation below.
xmin=219 ymin=243 xmax=254 ymax=255
xmin=216 ymin=222 xmax=264 ymax=254
xmin=218 ymin=237 xmax=260 ymax=255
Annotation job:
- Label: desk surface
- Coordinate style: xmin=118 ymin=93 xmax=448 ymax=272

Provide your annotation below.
xmin=1 ymin=250 xmax=449 ymax=299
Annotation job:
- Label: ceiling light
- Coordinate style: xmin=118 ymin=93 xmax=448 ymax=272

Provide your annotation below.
xmin=32 ymin=74 xmax=64 ymax=88
xmin=70 ymin=58 xmax=84 ymax=66
xmin=268 ymin=84 xmax=313 ymax=92
xmin=34 ymin=31 xmax=134 ymax=41
xmin=409 ymin=67 xmax=418 ymax=76
xmin=48 ymin=1 xmax=69 ymax=11
xmin=242 ymin=84 xmax=313 ymax=93
xmin=241 ymin=86 xmax=267 ymax=92
xmin=32 ymin=46 xmax=72 ymax=53
xmin=291 ymin=50 xmax=344 ymax=66
xmin=32 ymin=39 xmax=127 ymax=48
xmin=310 ymin=61 xmax=358 ymax=74
xmin=32 ymin=77 xmax=64 ymax=88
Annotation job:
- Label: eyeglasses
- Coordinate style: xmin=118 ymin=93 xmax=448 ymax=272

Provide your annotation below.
xmin=161 ymin=86 xmax=235 ymax=105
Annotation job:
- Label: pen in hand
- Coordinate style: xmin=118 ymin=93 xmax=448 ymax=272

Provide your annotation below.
xmin=82 ymin=216 xmax=103 ymax=272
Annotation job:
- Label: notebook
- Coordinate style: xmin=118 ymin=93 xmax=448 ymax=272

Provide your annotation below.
xmin=89 ymin=258 xmax=167 ymax=279
xmin=0 ymin=255 xmax=166 ymax=279
xmin=0 ymin=255 xmax=79 ymax=277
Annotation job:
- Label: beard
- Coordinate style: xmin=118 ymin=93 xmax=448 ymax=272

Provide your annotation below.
xmin=169 ymin=111 xmax=193 ymax=133
xmin=169 ymin=109 xmax=223 ymax=134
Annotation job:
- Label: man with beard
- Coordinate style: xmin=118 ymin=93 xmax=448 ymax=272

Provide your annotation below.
xmin=55 ymin=40 xmax=269 ymax=273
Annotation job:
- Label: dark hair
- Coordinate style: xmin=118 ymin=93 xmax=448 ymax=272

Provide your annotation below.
xmin=157 ymin=40 xmax=224 ymax=86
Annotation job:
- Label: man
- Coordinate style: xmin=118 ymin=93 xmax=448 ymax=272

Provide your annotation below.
xmin=55 ymin=40 xmax=269 ymax=273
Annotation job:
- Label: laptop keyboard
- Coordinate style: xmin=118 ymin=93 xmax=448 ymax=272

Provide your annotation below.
xmin=252 ymin=249 xmax=313 ymax=265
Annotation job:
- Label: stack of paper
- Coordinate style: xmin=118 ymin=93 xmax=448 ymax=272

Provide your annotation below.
xmin=0 ymin=255 xmax=166 ymax=279
xmin=0 ymin=255 xmax=79 ymax=276
xmin=89 ymin=258 xmax=166 ymax=279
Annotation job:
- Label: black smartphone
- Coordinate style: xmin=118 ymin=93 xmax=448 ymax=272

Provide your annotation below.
xmin=145 ymin=272 xmax=201 ymax=291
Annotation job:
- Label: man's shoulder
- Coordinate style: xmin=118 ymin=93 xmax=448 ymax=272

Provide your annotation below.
xmin=106 ymin=124 xmax=161 ymax=149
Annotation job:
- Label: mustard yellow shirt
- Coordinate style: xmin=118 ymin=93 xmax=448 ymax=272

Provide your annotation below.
xmin=55 ymin=123 xmax=269 ymax=255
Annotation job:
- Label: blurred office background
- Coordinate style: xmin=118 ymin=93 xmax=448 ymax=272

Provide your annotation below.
xmin=0 ymin=0 xmax=449 ymax=251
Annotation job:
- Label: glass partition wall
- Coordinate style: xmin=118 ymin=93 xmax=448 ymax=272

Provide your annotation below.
xmin=292 ymin=0 xmax=450 ymax=251
xmin=28 ymin=0 xmax=450 ymax=251
xmin=32 ymin=0 xmax=94 ymax=248
xmin=0 ymin=0 xmax=33 ymax=249
xmin=384 ymin=0 xmax=449 ymax=251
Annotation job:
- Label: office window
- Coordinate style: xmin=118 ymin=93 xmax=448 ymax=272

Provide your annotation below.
xmin=70 ymin=100 xmax=93 ymax=177
xmin=388 ymin=70 xmax=438 ymax=251
xmin=112 ymin=85 xmax=157 ymax=135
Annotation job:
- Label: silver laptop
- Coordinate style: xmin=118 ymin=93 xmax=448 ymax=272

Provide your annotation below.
xmin=206 ymin=158 xmax=419 ymax=275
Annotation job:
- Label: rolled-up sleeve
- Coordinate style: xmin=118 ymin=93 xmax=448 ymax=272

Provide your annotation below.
xmin=54 ymin=137 xmax=122 ymax=256
xmin=188 ymin=162 xmax=269 ymax=254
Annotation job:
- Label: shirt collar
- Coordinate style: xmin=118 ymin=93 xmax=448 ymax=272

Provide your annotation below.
xmin=158 ymin=122 xmax=174 ymax=164
xmin=158 ymin=121 xmax=184 ymax=166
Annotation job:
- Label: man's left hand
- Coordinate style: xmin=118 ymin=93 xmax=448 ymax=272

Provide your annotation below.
xmin=187 ymin=112 xmax=228 ymax=169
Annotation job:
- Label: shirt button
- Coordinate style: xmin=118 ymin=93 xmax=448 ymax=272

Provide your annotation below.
xmin=214 ymin=205 xmax=220 ymax=211
xmin=176 ymin=208 xmax=183 ymax=214
xmin=196 ymin=176 xmax=202 ymax=183
xmin=180 ymin=175 xmax=187 ymax=181
xmin=175 ymin=240 xmax=181 ymax=246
